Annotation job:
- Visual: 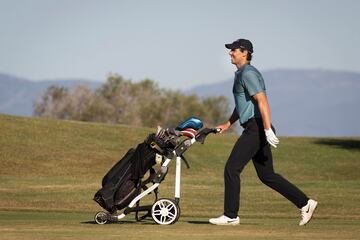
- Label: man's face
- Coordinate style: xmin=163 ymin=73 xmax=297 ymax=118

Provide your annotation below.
xmin=229 ymin=48 xmax=247 ymax=66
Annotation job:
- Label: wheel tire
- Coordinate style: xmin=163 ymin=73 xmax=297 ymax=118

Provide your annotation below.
xmin=151 ymin=198 xmax=180 ymax=225
xmin=94 ymin=211 xmax=109 ymax=225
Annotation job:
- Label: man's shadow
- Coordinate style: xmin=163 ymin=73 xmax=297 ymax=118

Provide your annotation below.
xmin=187 ymin=220 xmax=259 ymax=225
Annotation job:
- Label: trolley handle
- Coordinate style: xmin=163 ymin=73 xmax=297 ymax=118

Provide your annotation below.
xmin=195 ymin=128 xmax=220 ymax=144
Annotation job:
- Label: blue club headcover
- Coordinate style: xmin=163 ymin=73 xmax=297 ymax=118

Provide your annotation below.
xmin=176 ymin=117 xmax=203 ymax=131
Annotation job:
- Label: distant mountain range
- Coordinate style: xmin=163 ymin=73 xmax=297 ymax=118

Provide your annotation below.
xmin=1 ymin=69 xmax=360 ymax=136
xmin=187 ymin=69 xmax=360 ymax=136
xmin=0 ymin=73 xmax=102 ymax=116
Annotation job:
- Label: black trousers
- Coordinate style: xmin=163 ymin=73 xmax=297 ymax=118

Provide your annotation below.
xmin=224 ymin=118 xmax=309 ymax=218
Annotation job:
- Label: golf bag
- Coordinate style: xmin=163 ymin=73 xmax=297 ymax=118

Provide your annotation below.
xmin=93 ymin=134 xmax=159 ymax=214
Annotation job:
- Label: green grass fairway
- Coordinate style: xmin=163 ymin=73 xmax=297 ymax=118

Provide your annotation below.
xmin=1 ymin=114 xmax=359 ymax=239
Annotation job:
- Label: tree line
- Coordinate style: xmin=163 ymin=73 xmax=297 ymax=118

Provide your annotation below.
xmin=33 ymin=74 xmax=230 ymax=129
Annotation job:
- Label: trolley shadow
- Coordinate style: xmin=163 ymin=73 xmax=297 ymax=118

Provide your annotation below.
xmin=81 ymin=220 xmax=156 ymax=225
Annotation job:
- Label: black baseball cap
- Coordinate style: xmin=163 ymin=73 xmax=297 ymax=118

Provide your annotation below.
xmin=225 ymin=39 xmax=253 ymax=53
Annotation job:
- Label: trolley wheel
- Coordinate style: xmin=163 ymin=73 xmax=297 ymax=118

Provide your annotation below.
xmin=151 ymin=198 xmax=180 ymax=225
xmin=94 ymin=211 xmax=109 ymax=225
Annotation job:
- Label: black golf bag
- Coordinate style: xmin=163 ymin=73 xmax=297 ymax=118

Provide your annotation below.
xmin=93 ymin=132 xmax=178 ymax=214
xmin=93 ymin=134 xmax=159 ymax=214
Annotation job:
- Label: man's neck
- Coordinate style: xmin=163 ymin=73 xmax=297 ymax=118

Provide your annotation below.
xmin=236 ymin=61 xmax=250 ymax=69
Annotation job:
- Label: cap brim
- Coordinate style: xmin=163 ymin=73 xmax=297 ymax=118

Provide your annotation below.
xmin=225 ymin=43 xmax=235 ymax=49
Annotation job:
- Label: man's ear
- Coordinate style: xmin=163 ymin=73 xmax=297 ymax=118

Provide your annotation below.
xmin=240 ymin=49 xmax=248 ymax=57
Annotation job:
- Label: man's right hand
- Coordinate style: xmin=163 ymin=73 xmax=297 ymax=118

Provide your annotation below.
xmin=216 ymin=121 xmax=231 ymax=134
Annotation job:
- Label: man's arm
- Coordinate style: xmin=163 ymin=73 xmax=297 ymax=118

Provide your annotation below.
xmin=229 ymin=108 xmax=240 ymax=125
xmin=216 ymin=108 xmax=239 ymax=133
xmin=253 ymin=92 xmax=279 ymax=147
xmin=252 ymin=92 xmax=271 ymax=130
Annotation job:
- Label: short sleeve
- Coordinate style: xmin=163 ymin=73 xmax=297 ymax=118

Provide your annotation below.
xmin=242 ymin=70 xmax=264 ymax=96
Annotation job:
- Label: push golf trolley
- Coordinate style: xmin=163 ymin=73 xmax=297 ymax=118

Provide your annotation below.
xmin=93 ymin=117 xmax=219 ymax=225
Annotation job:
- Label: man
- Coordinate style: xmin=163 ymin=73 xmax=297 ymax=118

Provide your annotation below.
xmin=209 ymin=39 xmax=317 ymax=226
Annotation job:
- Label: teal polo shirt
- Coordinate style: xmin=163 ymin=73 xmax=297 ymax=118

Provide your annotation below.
xmin=232 ymin=64 xmax=266 ymax=125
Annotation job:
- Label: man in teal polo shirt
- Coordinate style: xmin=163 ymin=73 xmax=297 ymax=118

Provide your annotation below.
xmin=209 ymin=39 xmax=318 ymax=226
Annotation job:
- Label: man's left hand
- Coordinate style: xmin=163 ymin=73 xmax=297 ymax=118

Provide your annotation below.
xmin=265 ymin=128 xmax=279 ymax=148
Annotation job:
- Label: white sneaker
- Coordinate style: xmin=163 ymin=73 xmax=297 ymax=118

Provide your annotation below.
xmin=299 ymin=199 xmax=318 ymax=226
xmin=209 ymin=215 xmax=239 ymax=225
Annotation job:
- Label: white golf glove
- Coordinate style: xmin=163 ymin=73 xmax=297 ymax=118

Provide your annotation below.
xmin=265 ymin=128 xmax=279 ymax=148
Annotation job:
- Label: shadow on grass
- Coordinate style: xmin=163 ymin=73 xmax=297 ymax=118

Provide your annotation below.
xmin=82 ymin=220 xmax=260 ymax=225
xmin=187 ymin=220 xmax=260 ymax=225
xmin=314 ymin=138 xmax=360 ymax=151
xmin=187 ymin=220 xmax=209 ymax=224
xmin=81 ymin=220 xmax=156 ymax=225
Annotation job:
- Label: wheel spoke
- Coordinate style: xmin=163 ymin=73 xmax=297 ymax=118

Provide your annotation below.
xmin=167 ymin=204 xmax=174 ymax=211
xmin=168 ymin=212 xmax=175 ymax=218
xmin=153 ymin=210 xmax=161 ymax=216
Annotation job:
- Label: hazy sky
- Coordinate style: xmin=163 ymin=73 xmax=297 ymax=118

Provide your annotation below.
xmin=1 ymin=0 xmax=359 ymax=89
